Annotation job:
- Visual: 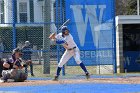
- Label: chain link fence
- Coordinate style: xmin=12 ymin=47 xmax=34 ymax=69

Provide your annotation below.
xmin=0 ymin=0 xmax=138 ymax=78
xmin=0 ymin=0 xmax=89 ymax=78
xmin=0 ymin=0 xmax=100 ymax=78
xmin=116 ymin=0 xmax=138 ymax=15
xmin=0 ymin=0 xmax=65 ymax=77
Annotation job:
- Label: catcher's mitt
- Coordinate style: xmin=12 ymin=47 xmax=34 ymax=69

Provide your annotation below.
xmin=26 ymin=60 xmax=32 ymax=65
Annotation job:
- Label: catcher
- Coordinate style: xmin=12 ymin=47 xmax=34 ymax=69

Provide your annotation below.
xmin=0 ymin=48 xmax=27 ymax=82
xmin=22 ymin=41 xmax=34 ymax=76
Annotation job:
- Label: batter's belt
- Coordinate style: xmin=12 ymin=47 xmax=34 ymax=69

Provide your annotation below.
xmin=68 ymin=46 xmax=76 ymax=51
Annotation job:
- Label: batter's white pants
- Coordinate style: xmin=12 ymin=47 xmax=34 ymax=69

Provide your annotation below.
xmin=58 ymin=48 xmax=82 ymax=67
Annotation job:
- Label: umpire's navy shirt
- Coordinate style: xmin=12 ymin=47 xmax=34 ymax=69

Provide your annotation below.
xmin=22 ymin=45 xmax=32 ymax=60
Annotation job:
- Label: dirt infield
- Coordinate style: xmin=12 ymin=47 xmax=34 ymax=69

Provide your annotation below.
xmin=0 ymin=77 xmax=140 ymax=87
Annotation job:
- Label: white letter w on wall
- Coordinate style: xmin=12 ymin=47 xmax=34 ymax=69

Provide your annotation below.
xmin=70 ymin=5 xmax=106 ymax=47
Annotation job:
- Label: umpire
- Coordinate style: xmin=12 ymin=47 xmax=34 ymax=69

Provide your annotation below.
xmin=0 ymin=48 xmax=27 ymax=83
xmin=22 ymin=41 xmax=34 ymax=76
xmin=0 ymin=59 xmax=3 ymax=77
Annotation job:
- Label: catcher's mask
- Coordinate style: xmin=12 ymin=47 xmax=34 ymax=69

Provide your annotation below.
xmin=12 ymin=48 xmax=22 ymax=56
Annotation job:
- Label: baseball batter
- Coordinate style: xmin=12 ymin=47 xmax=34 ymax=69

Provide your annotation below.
xmin=49 ymin=26 xmax=90 ymax=81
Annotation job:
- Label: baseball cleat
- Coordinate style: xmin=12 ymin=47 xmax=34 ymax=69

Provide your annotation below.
xmin=85 ymin=73 xmax=90 ymax=79
xmin=52 ymin=76 xmax=59 ymax=81
xmin=0 ymin=79 xmax=5 ymax=83
xmin=0 ymin=78 xmax=7 ymax=83
xmin=31 ymin=74 xmax=35 ymax=77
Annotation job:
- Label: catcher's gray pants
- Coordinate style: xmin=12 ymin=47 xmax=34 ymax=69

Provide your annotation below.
xmin=2 ymin=69 xmax=27 ymax=82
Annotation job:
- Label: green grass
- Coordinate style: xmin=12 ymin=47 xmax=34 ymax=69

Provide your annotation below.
xmin=27 ymin=61 xmax=140 ymax=78
xmin=28 ymin=61 xmax=97 ymax=78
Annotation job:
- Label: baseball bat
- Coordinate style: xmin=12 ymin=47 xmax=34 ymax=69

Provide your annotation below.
xmin=49 ymin=19 xmax=70 ymax=38
xmin=58 ymin=19 xmax=70 ymax=30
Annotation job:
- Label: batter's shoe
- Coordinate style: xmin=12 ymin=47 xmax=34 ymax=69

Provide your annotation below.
xmin=31 ymin=74 xmax=35 ymax=77
xmin=52 ymin=76 xmax=59 ymax=81
xmin=85 ymin=72 xmax=90 ymax=79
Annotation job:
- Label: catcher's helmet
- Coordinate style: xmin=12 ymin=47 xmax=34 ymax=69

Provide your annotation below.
xmin=61 ymin=26 xmax=69 ymax=32
xmin=12 ymin=48 xmax=22 ymax=54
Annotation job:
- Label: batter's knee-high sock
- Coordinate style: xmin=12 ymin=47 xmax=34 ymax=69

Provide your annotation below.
xmin=25 ymin=66 xmax=28 ymax=75
xmin=56 ymin=67 xmax=62 ymax=76
xmin=80 ymin=63 xmax=88 ymax=73
xmin=30 ymin=64 xmax=34 ymax=75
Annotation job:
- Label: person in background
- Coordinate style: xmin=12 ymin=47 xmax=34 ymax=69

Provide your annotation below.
xmin=0 ymin=38 xmax=4 ymax=77
xmin=22 ymin=41 xmax=34 ymax=76
xmin=0 ymin=38 xmax=4 ymax=60
xmin=0 ymin=60 xmax=3 ymax=77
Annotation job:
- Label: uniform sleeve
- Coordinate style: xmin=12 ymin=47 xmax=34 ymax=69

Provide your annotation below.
xmin=8 ymin=58 xmax=14 ymax=63
xmin=56 ymin=40 xmax=65 ymax=44
xmin=55 ymin=33 xmax=66 ymax=45
xmin=4 ymin=58 xmax=14 ymax=69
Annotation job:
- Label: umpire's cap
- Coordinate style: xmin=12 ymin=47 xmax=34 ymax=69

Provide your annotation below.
xmin=61 ymin=26 xmax=69 ymax=32
xmin=25 ymin=41 xmax=30 ymax=46
xmin=12 ymin=48 xmax=22 ymax=54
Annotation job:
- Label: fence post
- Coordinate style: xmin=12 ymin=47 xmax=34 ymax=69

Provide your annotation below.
xmin=137 ymin=0 xmax=140 ymax=15
xmin=43 ymin=0 xmax=51 ymax=74
xmin=113 ymin=0 xmax=117 ymax=73
xmin=12 ymin=0 xmax=16 ymax=49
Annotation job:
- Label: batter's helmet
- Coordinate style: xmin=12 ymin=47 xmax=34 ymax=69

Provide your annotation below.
xmin=61 ymin=26 xmax=69 ymax=32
